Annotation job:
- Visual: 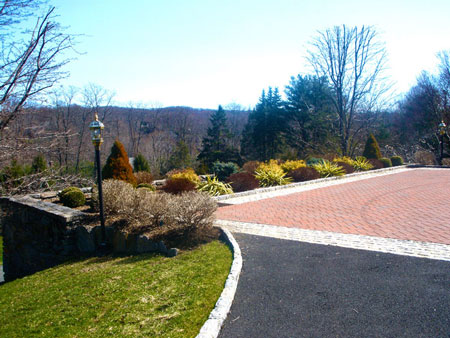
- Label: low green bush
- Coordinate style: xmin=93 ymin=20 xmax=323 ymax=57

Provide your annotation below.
xmin=391 ymin=156 xmax=404 ymax=166
xmin=211 ymin=161 xmax=239 ymax=182
xmin=312 ymin=160 xmax=345 ymax=178
xmin=380 ymin=157 xmax=392 ymax=168
xmin=197 ymin=176 xmax=233 ymax=196
xmin=59 ymin=187 xmax=86 ymax=208
xmin=306 ymin=157 xmax=324 ymax=166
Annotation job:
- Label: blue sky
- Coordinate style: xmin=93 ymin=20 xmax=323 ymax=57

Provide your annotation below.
xmin=52 ymin=0 xmax=450 ymax=109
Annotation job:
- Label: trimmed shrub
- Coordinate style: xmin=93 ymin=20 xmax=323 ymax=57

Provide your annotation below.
xmin=333 ymin=156 xmax=353 ymax=165
xmin=287 ymin=167 xmax=320 ymax=182
xmin=334 ymin=161 xmax=355 ymax=174
xmin=242 ymin=161 xmax=261 ymax=174
xmin=280 ymin=160 xmax=306 ymax=173
xmin=197 ymin=176 xmax=233 ymax=196
xmin=312 ymin=160 xmax=345 ymax=178
xmin=32 ymin=154 xmax=47 ymax=173
xmin=391 ymin=156 xmax=404 ymax=166
xmin=167 ymin=168 xmax=200 ymax=184
xmin=380 ymin=157 xmax=392 ymax=168
xmin=368 ymin=158 xmax=384 ymax=169
xmin=211 ymin=161 xmax=239 ymax=182
xmin=255 ymin=160 xmax=292 ymax=187
xmin=226 ymin=172 xmax=260 ymax=192
xmin=162 ymin=177 xmax=196 ymax=194
xmin=102 ymin=140 xmax=136 ymax=186
xmin=59 ymin=187 xmax=85 ymax=208
xmin=134 ymin=171 xmax=153 ymax=185
xmin=362 ymin=134 xmax=382 ymax=159
xmin=352 ymin=156 xmax=373 ymax=171
xmin=133 ymin=154 xmax=150 ymax=172
xmin=414 ymin=151 xmax=435 ymax=165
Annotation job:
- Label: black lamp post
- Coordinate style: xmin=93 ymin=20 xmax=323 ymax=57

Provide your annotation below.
xmin=438 ymin=121 xmax=446 ymax=165
xmin=89 ymin=113 xmax=106 ymax=246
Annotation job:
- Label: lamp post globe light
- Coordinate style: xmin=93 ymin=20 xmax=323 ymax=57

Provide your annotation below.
xmin=438 ymin=121 xmax=446 ymax=165
xmin=89 ymin=113 xmax=106 ymax=247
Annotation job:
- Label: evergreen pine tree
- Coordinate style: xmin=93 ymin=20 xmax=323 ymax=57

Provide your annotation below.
xmin=133 ymin=153 xmax=150 ymax=172
xmin=102 ymin=140 xmax=136 ymax=185
xmin=362 ymin=133 xmax=382 ymax=159
xmin=241 ymin=88 xmax=286 ymax=161
xmin=31 ymin=154 xmax=47 ymax=173
xmin=167 ymin=140 xmax=192 ymax=171
xmin=197 ymin=105 xmax=240 ymax=168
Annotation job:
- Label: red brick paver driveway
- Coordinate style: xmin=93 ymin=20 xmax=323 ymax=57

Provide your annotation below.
xmin=216 ymin=169 xmax=450 ymax=245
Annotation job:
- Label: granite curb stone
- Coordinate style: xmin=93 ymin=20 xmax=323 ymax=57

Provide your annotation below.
xmin=196 ymin=228 xmax=242 ymax=338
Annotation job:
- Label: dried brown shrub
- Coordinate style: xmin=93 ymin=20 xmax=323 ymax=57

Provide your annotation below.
xmin=226 ymin=172 xmax=260 ymax=192
xmin=93 ymin=180 xmax=217 ymax=237
xmin=414 ymin=151 xmax=436 ymax=165
xmin=242 ymin=161 xmax=261 ymax=174
xmin=134 ymin=171 xmax=154 ymax=185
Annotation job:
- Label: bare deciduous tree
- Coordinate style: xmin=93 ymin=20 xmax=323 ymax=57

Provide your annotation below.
xmin=0 ymin=4 xmax=74 ymax=134
xmin=307 ymin=25 xmax=391 ymax=155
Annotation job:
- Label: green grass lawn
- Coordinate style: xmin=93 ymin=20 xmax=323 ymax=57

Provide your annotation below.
xmin=0 ymin=240 xmax=232 ymax=337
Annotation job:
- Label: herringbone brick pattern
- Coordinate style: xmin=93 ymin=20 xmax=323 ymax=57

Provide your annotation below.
xmin=216 ymin=169 xmax=450 ymax=244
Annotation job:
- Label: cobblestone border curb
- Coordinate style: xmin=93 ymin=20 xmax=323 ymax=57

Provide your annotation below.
xmin=216 ymin=220 xmax=450 ymax=262
xmin=196 ymin=227 xmax=243 ymax=338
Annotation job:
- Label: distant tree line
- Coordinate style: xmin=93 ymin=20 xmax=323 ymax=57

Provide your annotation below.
xmin=1 ymin=19 xmax=449 ymax=181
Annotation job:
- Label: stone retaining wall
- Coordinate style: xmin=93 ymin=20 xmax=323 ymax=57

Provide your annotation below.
xmin=0 ymin=195 xmax=174 ymax=282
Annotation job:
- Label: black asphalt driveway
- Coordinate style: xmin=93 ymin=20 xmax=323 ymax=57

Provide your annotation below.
xmin=219 ymin=233 xmax=450 ymax=338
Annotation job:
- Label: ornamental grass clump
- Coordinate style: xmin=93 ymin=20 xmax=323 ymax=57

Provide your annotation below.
xmin=255 ymin=160 xmax=292 ymax=187
xmin=351 ymin=156 xmax=373 ymax=171
xmin=280 ymin=160 xmax=306 ymax=173
xmin=197 ymin=176 xmax=233 ymax=196
xmin=312 ymin=160 xmax=345 ymax=178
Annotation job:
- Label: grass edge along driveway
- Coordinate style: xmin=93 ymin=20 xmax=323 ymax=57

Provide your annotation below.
xmin=0 ymin=240 xmax=232 ymax=338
